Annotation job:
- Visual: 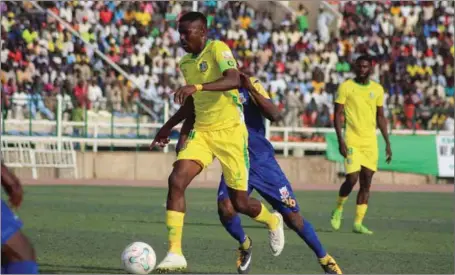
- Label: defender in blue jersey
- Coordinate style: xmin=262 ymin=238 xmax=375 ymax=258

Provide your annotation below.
xmin=1 ymin=162 xmax=39 ymax=274
xmin=151 ymin=72 xmax=342 ymax=274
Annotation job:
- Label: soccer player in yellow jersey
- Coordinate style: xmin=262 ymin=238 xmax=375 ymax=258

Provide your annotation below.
xmin=151 ymin=12 xmax=284 ymax=272
xmin=330 ymin=55 xmax=393 ymax=235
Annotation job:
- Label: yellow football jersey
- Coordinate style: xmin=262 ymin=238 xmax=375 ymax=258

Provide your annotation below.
xmin=335 ymin=79 xmax=384 ymax=144
xmin=179 ymin=40 xmax=243 ymax=131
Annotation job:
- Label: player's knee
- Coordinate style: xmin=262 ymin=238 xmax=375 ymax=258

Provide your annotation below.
xmin=21 ymin=242 xmax=37 ymax=262
xmin=283 ymin=212 xmax=303 ymax=232
xmin=230 ymin=197 xmax=249 ymax=214
xmin=168 ymin=171 xmax=188 ymax=195
xmin=4 ymin=232 xmax=37 ymax=262
xmin=218 ymin=199 xmax=236 ymax=221
xmin=346 ymin=173 xmax=359 ymax=186
xmin=359 ymin=180 xmax=372 ymax=191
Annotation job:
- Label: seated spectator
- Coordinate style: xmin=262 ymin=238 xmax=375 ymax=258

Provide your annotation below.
xmin=0 ymin=0 xmax=452 ymax=135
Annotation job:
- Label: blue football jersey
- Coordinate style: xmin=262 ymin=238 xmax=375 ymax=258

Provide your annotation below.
xmin=239 ymin=77 xmax=276 ymax=166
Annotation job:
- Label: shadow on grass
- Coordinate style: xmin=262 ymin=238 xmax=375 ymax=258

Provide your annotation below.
xmin=40 ymin=263 xmax=229 ymax=274
xmin=118 ymin=219 xmax=349 ymax=234
xmin=40 ymin=263 xmax=125 ymax=274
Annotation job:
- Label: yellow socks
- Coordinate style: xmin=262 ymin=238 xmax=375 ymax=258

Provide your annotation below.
xmin=240 ymin=236 xmax=251 ymax=250
xmin=166 ymin=210 xmax=185 ymax=256
xmin=253 ymin=203 xmax=278 ymax=230
xmin=336 ymin=196 xmax=348 ymax=211
xmin=354 ymin=204 xmax=368 ymax=225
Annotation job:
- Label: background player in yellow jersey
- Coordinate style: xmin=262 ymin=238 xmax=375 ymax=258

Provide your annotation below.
xmin=151 ymin=12 xmax=284 ymax=272
xmin=330 ymin=55 xmax=393 ymax=235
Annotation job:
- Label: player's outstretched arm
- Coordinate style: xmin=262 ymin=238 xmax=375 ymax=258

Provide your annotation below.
xmin=1 ymin=163 xmax=23 ymax=208
xmin=376 ymin=106 xmax=392 ymax=163
xmin=150 ymin=97 xmax=194 ymax=149
xmin=334 ymin=103 xmax=347 ymax=158
xmin=242 ymin=73 xmax=281 ymax=122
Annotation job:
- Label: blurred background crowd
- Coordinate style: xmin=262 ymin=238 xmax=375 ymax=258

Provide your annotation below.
xmin=1 ymin=0 xmax=454 ymax=136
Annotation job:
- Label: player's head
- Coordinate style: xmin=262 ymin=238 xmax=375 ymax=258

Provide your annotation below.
xmin=178 ymin=12 xmax=208 ymax=54
xmin=354 ymin=55 xmax=372 ymax=80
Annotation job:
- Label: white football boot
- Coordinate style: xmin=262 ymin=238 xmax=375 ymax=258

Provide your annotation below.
xmin=155 ymin=252 xmax=187 ymax=273
xmin=269 ymin=211 xmax=285 ymax=256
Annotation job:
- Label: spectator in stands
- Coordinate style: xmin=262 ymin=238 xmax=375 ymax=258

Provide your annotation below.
xmin=87 ymin=79 xmax=105 ymax=111
xmin=0 ymin=0 xmax=453 ymax=138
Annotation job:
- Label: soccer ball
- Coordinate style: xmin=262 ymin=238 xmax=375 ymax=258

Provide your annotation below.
xmin=121 ymin=242 xmax=157 ymax=274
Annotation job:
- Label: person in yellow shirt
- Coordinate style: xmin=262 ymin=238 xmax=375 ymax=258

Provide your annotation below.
xmin=134 ymin=10 xmax=151 ymax=26
xmin=238 ymin=12 xmax=251 ymax=29
xmin=150 ymin=12 xmax=284 ymax=273
xmin=330 ymin=55 xmax=392 ymax=235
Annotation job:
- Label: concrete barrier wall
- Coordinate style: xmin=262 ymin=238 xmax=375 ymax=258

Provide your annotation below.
xmin=11 ymin=152 xmax=436 ymax=186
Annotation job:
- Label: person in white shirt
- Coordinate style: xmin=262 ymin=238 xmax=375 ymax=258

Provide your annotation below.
xmin=317 ymin=8 xmax=335 ymax=43
xmin=87 ymin=79 xmax=105 ymax=111
xmin=12 ymin=88 xmax=27 ymax=120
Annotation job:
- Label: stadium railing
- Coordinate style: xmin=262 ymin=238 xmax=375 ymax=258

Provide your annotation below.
xmin=3 ymin=96 xmax=453 ymax=157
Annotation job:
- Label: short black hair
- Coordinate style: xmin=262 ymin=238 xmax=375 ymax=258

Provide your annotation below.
xmin=178 ymin=11 xmax=207 ymax=26
xmin=356 ymin=55 xmax=372 ymax=64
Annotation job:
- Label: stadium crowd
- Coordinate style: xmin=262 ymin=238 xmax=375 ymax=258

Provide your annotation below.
xmin=1 ymin=0 xmax=454 ymax=133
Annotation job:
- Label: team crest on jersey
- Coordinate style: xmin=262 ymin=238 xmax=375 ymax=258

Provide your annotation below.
xmin=199 ymin=61 xmax=208 ymax=72
xmin=369 ymin=92 xmax=375 ymax=99
xmin=279 ymin=186 xmax=290 ymax=200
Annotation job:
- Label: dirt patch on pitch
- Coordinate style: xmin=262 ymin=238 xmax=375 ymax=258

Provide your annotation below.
xmin=22 ymin=178 xmax=453 ymax=193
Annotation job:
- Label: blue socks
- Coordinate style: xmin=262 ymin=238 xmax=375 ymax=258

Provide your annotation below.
xmin=4 ymin=261 xmax=39 ymax=274
xmin=220 ymin=214 xmax=247 ymax=245
xmin=220 ymin=211 xmax=326 ymax=259
xmin=297 ymin=219 xmax=327 ymax=258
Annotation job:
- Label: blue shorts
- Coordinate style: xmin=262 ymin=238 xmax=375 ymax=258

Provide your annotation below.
xmin=217 ymin=158 xmax=300 ymax=214
xmin=1 ymin=200 xmax=23 ymax=245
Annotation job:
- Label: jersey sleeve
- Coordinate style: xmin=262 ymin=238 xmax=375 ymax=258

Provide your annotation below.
xmin=335 ymin=82 xmax=348 ymax=104
xmin=376 ymin=85 xmax=385 ymax=107
xmin=213 ymin=41 xmax=237 ymax=73
xmin=250 ymin=77 xmax=270 ymax=99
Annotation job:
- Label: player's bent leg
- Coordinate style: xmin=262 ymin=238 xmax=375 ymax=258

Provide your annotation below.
xmin=218 ymin=198 xmax=252 ymax=274
xmin=331 ymin=172 xmax=359 ymax=231
xmin=218 ymin=198 xmax=249 ymax=247
xmin=156 ymin=160 xmax=202 ymax=273
xmin=353 ymin=166 xmax=375 ymax=235
xmin=2 ymin=231 xmax=39 ymax=274
xmin=211 ymin=124 xmax=283 ymax=256
xmin=228 ymin=188 xmax=284 ymax=257
xmin=282 ymin=212 xmax=342 ymax=274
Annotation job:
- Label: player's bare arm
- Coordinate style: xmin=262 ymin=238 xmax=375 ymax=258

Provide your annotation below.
xmin=150 ymin=97 xmax=194 ymax=149
xmin=173 ymin=69 xmax=241 ymax=105
xmin=1 ymin=163 xmax=23 ymax=208
xmin=176 ymin=113 xmax=195 ymax=155
xmin=334 ymin=103 xmax=347 ymax=158
xmin=376 ymin=106 xmax=392 ymax=163
xmin=241 ymin=73 xmax=281 ymax=122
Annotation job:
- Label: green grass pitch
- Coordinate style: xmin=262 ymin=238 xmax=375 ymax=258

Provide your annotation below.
xmin=7 ymin=185 xmax=454 ymax=274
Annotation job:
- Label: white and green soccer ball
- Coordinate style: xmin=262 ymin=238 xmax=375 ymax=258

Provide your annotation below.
xmin=121 ymin=241 xmax=156 ymax=274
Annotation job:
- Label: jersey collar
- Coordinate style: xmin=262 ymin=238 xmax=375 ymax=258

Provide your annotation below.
xmin=353 ymin=79 xmax=370 ymax=87
xmin=191 ymin=39 xmax=212 ymax=59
